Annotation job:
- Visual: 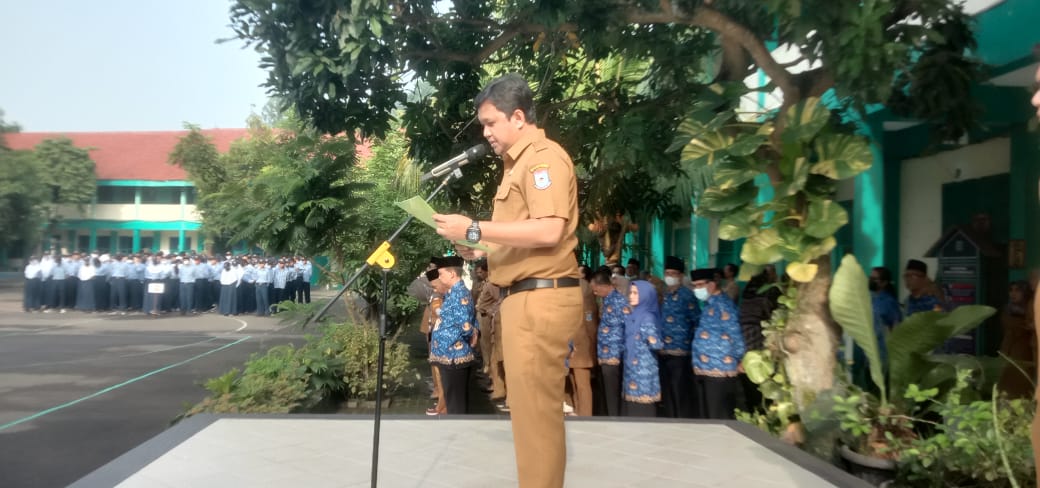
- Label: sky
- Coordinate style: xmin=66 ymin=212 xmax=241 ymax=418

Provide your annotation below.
xmin=0 ymin=0 xmax=271 ymax=132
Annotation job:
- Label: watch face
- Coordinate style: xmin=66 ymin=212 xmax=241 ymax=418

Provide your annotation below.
xmin=467 ymin=229 xmax=479 ymax=242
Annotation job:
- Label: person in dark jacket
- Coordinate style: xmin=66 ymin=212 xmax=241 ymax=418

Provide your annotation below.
xmin=736 ymin=267 xmax=780 ymax=413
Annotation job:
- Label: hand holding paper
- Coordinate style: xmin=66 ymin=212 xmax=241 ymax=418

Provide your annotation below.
xmin=395 ymin=197 xmax=491 ymax=253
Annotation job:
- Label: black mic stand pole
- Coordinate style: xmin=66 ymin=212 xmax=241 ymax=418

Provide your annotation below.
xmin=306 ymin=167 xmax=465 ymax=488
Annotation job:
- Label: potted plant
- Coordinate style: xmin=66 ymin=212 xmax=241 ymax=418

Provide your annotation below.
xmin=824 ymin=255 xmax=998 ymax=484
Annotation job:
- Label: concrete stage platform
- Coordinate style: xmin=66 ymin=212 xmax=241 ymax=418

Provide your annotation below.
xmin=70 ymin=415 xmax=868 ymax=487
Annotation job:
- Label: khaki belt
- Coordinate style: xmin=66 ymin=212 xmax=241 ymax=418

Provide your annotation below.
xmin=501 ymin=277 xmax=580 ymax=299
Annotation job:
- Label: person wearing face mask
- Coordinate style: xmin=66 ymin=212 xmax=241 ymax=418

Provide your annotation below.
xmin=427 ymin=256 xmax=479 ymax=414
xmin=590 ymin=266 xmax=626 ymax=417
xmin=657 ymin=256 xmax=700 ymax=419
xmin=690 ymin=268 xmax=746 ymax=420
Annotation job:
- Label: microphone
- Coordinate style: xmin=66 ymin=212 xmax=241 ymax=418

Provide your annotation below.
xmin=420 ymin=144 xmax=489 ymax=182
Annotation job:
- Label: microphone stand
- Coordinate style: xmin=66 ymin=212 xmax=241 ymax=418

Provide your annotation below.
xmin=307 ymin=167 xmax=464 ymax=488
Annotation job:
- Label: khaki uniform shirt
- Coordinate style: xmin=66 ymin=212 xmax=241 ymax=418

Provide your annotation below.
xmin=487 ymin=128 xmax=579 ymax=287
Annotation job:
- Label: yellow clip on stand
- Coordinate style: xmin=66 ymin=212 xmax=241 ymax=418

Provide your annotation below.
xmin=365 ymin=241 xmax=396 ymax=270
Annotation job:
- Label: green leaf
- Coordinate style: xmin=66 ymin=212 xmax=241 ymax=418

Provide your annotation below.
xmin=736 ymin=263 xmax=763 ymax=282
xmin=811 ymin=134 xmax=873 ymax=180
xmin=886 ymin=305 xmax=996 ymax=395
xmin=829 ymin=255 xmax=887 ymax=404
xmin=800 ymin=236 xmax=838 ymax=263
xmin=741 ymin=228 xmax=784 ymax=265
xmin=681 ymin=131 xmax=732 ymax=169
xmin=697 ymin=181 xmax=758 ymax=214
xmin=719 ymin=207 xmax=758 ymax=240
xmin=782 ymin=97 xmax=830 ymax=145
xmin=713 ymin=158 xmax=758 ymax=190
xmin=786 ymin=261 xmax=818 ymax=283
xmin=804 ymin=200 xmax=849 ymax=238
xmin=777 ymin=157 xmax=810 ymax=197
xmin=727 ymin=134 xmax=767 ymax=156
xmin=742 ymin=350 xmax=774 ymax=384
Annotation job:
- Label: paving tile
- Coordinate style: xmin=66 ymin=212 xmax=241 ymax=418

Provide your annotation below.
xmin=86 ymin=417 xmax=860 ymax=488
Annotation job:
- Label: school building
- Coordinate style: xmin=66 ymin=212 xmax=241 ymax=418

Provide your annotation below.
xmin=5 ymin=129 xmax=249 ymax=257
xmin=618 ymin=0 xmax=1040 ymax=353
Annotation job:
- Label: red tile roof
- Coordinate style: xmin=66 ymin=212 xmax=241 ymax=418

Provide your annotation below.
xmin=3 ymin=129 xmax=251 ymax=181
xmin=5 ymin=129 xmax=375 ymax=181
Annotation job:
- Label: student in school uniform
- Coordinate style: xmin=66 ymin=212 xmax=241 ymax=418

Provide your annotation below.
xmin=23 ymin=256 xmax=42 ymax=312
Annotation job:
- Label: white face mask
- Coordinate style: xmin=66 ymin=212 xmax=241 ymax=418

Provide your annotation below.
xmin=694 ymin=287 xmax=710 ymax=301
xmin=664 ymin=276 xmax=680 ymax=287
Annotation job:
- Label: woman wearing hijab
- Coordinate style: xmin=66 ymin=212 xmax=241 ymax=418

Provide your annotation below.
xmin=622 ymin=280 xmax=664 ymax=417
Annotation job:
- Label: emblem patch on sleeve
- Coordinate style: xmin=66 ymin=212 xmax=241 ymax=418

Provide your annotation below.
xmin=531 ymin=165 xmax=552 ymax=190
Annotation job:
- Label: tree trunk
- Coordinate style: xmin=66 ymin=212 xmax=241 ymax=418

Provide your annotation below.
xmin=782 ymin=255 xmax=840 ymax=411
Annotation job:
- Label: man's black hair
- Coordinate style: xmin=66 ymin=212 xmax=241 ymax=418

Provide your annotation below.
xmin=474 ymin=73 xmax=536 ymax=124
xmin=591 ymin=266 xmax=613 ymax=285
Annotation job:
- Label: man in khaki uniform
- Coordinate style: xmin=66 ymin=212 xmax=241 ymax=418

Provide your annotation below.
xmin=434 ymin=73 xmax=582 ymax=488
xmin=1029 ymin=60 xmax=1040 ymax=488
xmin=476 ymin=274 xmax=506 ymax=402
xmin=567 ymin=274 xmax=599 ymax=416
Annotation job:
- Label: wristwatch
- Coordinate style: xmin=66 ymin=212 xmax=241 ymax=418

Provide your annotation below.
xmin=465 ymin=220 xmax=481 ymax=243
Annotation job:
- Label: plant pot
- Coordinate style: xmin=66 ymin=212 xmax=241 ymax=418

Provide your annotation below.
xmin=839 ymin=445 xmax=896 ymax=486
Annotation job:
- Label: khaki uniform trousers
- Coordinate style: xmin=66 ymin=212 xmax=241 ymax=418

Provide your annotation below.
xmin=501 ymin=286 xmax=582 ymax=488
xmin=489 ymin=313 xmax=507 ymax=400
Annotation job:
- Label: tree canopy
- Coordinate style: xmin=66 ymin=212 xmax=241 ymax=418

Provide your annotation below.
xmin=228 ymin=0 xmax=978 ymax=218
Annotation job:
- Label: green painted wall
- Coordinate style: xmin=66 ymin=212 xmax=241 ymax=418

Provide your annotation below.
xmin=853 ymin=118 xmax=887 ymax=269
xmin=973 ymin=0 xmax=1040 ymax=67
xmin=97 ymin=180 xmax=194 ymax=188
xmin=55 ymin=220 xmax=201 ymax=231
xmin=1011 ymin=126 xmax=1040 ymax=276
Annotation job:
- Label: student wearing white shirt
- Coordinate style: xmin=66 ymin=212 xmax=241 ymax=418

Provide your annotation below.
xmin=218 ymin=261 xmax=241 ymax=316
xmin=46 ymin=255 xmax=68 ymax=313
xmin=23 ymin=256 xmax=42 ymax=312
xmin=75 ymin=258 xmax=98 ymax=312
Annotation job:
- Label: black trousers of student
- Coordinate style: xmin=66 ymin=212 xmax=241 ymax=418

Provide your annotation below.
xmin=65 ymin=277 xmax=79 ymax=309
xmin=129 ymin=280 xmax=143 ymax=311
xmin=293 ymin=277 xmax=305 ymax=303
xmin=179 ymin=282 xmax=194 ymax=314
xmin=272 ymin=287 xmax=285 ymax=309
xmin=623 ymin=401 xmax=657 ymax=417
xmin=94 ymin=277 xmax=110 ymax=311
xmin=162 ymin=278 xmax=179 ymax=312
xmin=255 ymin=284 xmax=270 ymax=316
xmin=599 ymin=363 xmax=623 ymax=417
xmin=659 ymin=355 xmax=698 ymax=418
xmin=46 ymin=279 xmax=65 ymax=309
xmin=194 ymin=279 xmax=209 ymax=311
xmin=23 ymin=278 xmax=42 ymax=311
xmin=300 ymin=280 xmax=310 ymax=303
xmin=109 ymin=277 xmax=128 ymax=311
xmin=284 ymin=280 xmax=296 ymax=303
xmin=237 ymin=282 xmax=255 ymax=314
xmin=436 ymin=363 xmax=472 ymax=414
xmin=698 ymin=376 xmax=739 ymax=420
xmin=209 ymin=281 xmax=221 ymax=310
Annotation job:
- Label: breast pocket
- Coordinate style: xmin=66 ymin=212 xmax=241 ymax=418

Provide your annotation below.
xmin=493 ymin=182 xmax=523 ymax=218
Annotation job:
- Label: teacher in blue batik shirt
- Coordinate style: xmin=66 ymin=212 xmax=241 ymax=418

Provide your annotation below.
xmin=428 ymin=256 xmax=479 ymax=415
xmin=590 ymin=266 xmax=627 ymax=417
xmin=658 ymin=255 xmax=700 ymax=419
xmin=690 ymin=268 xmax=746 ymax=420
xmin=622 ymin=280 xmax=664 ymax=417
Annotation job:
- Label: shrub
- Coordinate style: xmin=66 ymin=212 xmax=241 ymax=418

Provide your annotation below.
xmin=181 ymin=320 xmax=418 ymax=419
